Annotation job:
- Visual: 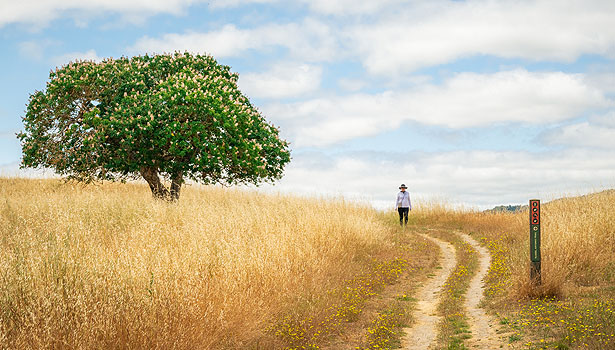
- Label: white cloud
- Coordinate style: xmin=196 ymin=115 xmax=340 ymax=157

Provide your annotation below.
xmin=592 ymin=111 xmax=615 ymax=128
xmin=208 ymin=0 xmax=279 ymax=8
xmin=206 ymin=0 xmax=403 ymax=15
xmin=130 ymin=18 xmax=340 ymax=61
xmin=6 ymin=0 xmax=615 ymax=77
xmin=0 ymin=161 xmax=59 ymax=178
xmin=337 ymin=78 xmax=367 ymax=92
xmin=260 ymin=148 xmax=615 ymax=210
xmin=348 ymin=0 xmax=615 ymax=75
xmin=584 ymin=71 xmax=615 ymax=95
xmin=132 ymin=25 xmax=260 ymax=57
xmin=122 ymin=1 xmax=615 ymax=74
xmin=52 ymin=49 xmax=103 ymax=67
xmin=304 ymin=0 xmax=405 ymax=16
xmin=265 ymin=70 xmax=611 ymax=147
xmin=544 ymin=111 xmax=615 ymax=148
xmin=0 ymin=0 xmax=209 ymax=28
xmin=18 ymin=40 xmax=53 ymax=60
xmin=238 ymin=63 xmax=322 ymax=99
xmin=18 ymin=39 xmax=65 ymax=62
xmin=0 ymin=0 xmax=401 ymax=28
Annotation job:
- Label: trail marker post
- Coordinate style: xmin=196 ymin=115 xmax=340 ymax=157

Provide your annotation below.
xmin=529 ymin=199 xmax=541 ymax=285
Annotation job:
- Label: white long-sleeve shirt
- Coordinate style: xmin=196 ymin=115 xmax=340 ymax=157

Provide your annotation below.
xmin=396 ymin=191 xmax=411 ymax=209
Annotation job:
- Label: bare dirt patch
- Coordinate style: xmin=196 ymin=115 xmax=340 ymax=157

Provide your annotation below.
xmin=455 ymin=231 xmax=506 ymax=349
xmin=401 ymin=232 xmax=457 ymax=350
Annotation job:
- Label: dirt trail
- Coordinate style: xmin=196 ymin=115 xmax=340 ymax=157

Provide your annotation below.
xmin=401 ymin=233 xmax=456 ymax=350
xmin=455 ymin=231 xmax=503 ymax=349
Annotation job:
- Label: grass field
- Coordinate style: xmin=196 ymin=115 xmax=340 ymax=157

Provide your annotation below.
xmin=0 ymin=178 xmax=418 ymax=349
xmin=412 ymin=190 xmax=615 ymax=348
xmin=3 ymin=177 xmax=613 ymax=349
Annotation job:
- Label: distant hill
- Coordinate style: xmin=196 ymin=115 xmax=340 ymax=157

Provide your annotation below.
xmin=486 ymin=204 xmax=528 ymax=213
xmin=486 ymin=189 xmax=615 ymax=213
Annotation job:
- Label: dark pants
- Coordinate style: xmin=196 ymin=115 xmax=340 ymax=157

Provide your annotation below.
xmin=398 ymin=207 xmax=409 ymax=226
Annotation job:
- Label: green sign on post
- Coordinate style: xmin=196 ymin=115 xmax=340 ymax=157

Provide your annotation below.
xmin=529 ymin=199 xmax=541 ymax=284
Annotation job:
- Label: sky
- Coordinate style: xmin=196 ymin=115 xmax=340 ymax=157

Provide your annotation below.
xmin=1 ymin=0 xmax=614 ymax=209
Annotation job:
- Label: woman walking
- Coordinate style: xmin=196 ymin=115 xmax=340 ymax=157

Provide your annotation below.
xmin=396 ymin=184 xmax=412 ymax=227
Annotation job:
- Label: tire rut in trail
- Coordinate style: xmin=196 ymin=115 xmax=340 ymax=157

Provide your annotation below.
xmin=454 ymin=231 xmax=503 ymax=349
xmin=401 ymin=233 xmax=456 ymax=350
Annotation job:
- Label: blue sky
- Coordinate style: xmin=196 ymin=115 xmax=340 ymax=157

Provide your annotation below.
xmin=1 ymin=0 xmax=614 ymax=209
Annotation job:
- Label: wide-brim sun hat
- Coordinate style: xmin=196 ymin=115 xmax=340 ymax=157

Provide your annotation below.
xmin=399 ymin=184 xmax=408 ymax=189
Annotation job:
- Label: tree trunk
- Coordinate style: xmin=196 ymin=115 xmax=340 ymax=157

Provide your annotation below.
xmin=140 ymin=166 xmax=170 ymax=200
xmin=170 ymin=171 xmax=183 ymax=202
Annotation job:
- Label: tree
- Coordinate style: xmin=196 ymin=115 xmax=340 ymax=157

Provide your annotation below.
xmin=18 ymin=52 xmax=291 ymax=201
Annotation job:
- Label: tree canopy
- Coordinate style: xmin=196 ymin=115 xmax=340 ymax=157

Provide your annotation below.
xmin=18 ymin=52 xmax=291 ymax=201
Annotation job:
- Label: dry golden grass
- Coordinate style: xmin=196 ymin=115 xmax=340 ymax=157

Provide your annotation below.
xmin=412 ymin=190 xmax=615 ymax=348
xmin=0 ymin=178 xmax=397 ymax=349
xmin=412 ymin=190 xmax=615 ymax=299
